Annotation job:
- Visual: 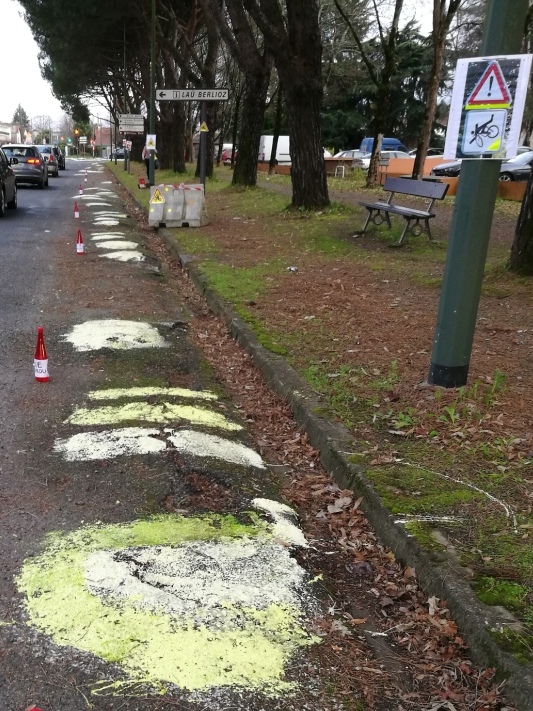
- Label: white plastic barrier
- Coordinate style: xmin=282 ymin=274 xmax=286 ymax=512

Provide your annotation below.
xmin=148 ymin=183 xmax=208 ymax=228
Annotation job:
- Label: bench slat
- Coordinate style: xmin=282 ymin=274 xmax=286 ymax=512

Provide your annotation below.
xmin=382 ymin=177 xmax=449 ymax=200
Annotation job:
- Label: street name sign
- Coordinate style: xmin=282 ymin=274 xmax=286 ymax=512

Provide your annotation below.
xmin=119 ymin=113 xmax=144 ymax=133
xmin=78 ymin=136 xmax=87 ymax=144
xmin=156 ymin=89 xmax=229 ymax=101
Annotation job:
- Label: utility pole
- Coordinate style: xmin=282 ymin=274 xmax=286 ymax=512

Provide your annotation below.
xmin=428 ymin=0 xmax=529 ymax=388
xmin=148 ymin=0 xmax=156 ymax=186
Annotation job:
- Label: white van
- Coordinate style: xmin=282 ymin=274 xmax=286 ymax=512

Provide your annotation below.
xmin=258 ymin=135 xmax=291 ymax=164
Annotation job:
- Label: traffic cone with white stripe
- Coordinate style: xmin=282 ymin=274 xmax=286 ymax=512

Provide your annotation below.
xmin=34 ymin=327 xmax=49 ymax=382
xmin=84 ymin=170 xmax=88 ymax=183
xmin=74 ymin=202 xmax=79 ymax=219
xmin=79 ymin=184 xmax=83 ymax=195
xmin=76 ymin=229 xmax=85 ymax=254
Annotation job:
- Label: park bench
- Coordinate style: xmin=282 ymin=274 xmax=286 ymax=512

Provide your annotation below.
xmin=356 ymin=177 xmax=449 ymax=246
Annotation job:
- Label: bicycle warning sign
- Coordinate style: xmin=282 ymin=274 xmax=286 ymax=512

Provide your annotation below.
xmin=444 ymin=54 xmax=532 ymax=161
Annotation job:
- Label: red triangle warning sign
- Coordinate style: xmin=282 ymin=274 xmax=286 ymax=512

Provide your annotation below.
xmin=466 ymin=61 xmax=511 ymax=109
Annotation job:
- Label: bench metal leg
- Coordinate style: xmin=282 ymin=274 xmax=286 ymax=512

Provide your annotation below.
xmin=355 ymin=208 xmax=392 ymax=237
xmin=391 ymin=217 xmax=433 ymax=247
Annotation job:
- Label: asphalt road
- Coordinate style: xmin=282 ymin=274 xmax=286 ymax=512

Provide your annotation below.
xmin=0 ymin=160 xmax=320 ymax=711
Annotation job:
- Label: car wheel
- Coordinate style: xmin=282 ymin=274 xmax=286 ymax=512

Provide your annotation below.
xmin=0 ymin=188 xmax=5 ymax=217
xmin=499 ymin=172 xmax=513 ymax=181
xmin=39 ymin=175 xmax=45 ymax=189
xmin=7 ymin=183 xmax=17 ymax=209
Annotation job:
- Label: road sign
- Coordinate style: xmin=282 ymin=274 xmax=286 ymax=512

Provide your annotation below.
xmin=146 ymin=134 xmax=156 ymax=149
xmin=78 ymin=136 xmax=87 ymax=144
xmin=466 ymin=61 xmax=511 ymax=109
xmin=150 ymin=188 xmax=165 ymax=204
xmin=119 ymin=113 xmax=144 ymax=133
xmin=200 ymin=122 xmax=209 ymax=132
xmin=156 ymin=89 xmax=228 ymax=101
xmin=444 ymin=54 xmax=532 ymax=160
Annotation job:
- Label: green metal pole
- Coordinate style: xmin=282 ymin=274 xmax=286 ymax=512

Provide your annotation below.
xmin=148 ymin=0 xmax=156 ymax=186
xmin=428 ymin=0 xmax=529 ymax=387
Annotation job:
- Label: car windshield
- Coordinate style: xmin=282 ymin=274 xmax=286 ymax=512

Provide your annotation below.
xmin=3 ymin=146 xmax=36 ymax=157
xmin=507 ymin=152 xmax=533 ymax=165
xmin=37 ymin=146 xmax=52 ymax=154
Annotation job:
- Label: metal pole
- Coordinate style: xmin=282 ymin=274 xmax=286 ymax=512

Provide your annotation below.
xmin=148 ymin=0 xmax=156 ymax=186
xmin=199 ymin=101 xmax=207 ymax=188
xmin=123 ymin=19 xmax=128 ymax=171
xmin=427 ymin=0 xmax=529 ymax=388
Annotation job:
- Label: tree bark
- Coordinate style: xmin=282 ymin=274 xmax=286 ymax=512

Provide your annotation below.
xmin=509 ymin=171 xmax=533 ymax=274
xmin=242 ymin=0 xmax=329 ymax=208
xmin=412 ymin=0 xmax=461 ymax=180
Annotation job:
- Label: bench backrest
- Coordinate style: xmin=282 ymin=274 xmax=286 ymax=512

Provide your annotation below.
xmin=383 ymin=177 xmax=449 ymax=200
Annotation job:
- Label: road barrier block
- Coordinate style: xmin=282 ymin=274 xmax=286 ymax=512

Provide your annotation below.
xmin=148 ymin=183 xmax=208 ymax=228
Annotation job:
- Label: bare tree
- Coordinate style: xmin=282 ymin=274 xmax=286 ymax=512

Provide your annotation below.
xmin=411 ymin=0 xmax=462 ymax=180
xmin=334 ymin=0 xmax=405 ymax=187
xmin=241 ymin=0 xmax=330 ymax=208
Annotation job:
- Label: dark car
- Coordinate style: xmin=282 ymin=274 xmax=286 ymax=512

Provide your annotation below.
xmin=2 ymin=144 xmax=48 ymax=188
xmin=54 ymin=146 xmax=65 ymax=170
xmin=0 ymin=147 xmax=17 ymax=216
xmin=35 ymin=145 xmax=59 ymax=176
xmin=430 ymin=147 xmax=533 ymax=179
xmin=111 ymin=147 xmax=125 ymax=160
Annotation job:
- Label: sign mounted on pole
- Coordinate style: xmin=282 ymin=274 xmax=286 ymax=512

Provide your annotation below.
xmin=118 ymin=113 xmax=144 ymax=133
xmin=444 ymin=54 xmax=532 ymax=160
xmin=156 ymin=89 xmax=229 ymax=101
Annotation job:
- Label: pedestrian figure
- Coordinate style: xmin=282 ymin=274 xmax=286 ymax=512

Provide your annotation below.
xmin=142 ymin=145 xmax=151 ymax=179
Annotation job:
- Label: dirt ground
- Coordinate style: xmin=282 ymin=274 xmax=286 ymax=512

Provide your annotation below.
xmin=112 ymin=162 xmax=533 ymax=708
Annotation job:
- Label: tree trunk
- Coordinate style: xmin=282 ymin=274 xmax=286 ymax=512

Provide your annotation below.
xmin=509 ymin=170 xmax=533 ymax=274
xmin=412 ymin=1 xmax=461 ymax=180
xmin=269 ymin=82 xmax=283 ymax=175
xmin=232 ymin=56 xmax=272 ymax=186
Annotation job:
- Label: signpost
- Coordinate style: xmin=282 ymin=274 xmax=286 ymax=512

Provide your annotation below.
xmin=156 ymin=88 xmax=229 ymax=186
xmin=118 ymin=113 xmax=144 ymax=133
xmin=156 ymin=89 xmax=228 ymax=101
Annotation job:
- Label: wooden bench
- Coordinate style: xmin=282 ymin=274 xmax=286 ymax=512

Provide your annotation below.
xmin=356 ymin=177 xmax=449 ymax=246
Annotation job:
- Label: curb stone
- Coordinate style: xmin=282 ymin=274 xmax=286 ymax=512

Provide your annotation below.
xmin=129 ymin=182 xmax=533 ymax=710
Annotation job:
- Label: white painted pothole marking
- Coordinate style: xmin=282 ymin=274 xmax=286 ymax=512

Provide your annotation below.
xmin=253 ymin=498 xmax=308 ymax=548
xmin=88 ymin=386 xmax=217 ymax=401
xmin=166 ymin=429 xmax=266 ymax=468
xmin=54 ymin=427 xmax=165 ymax=460
xmin=86 ymin=202 xmax=112 ymax=207
xmin=100 ymin=250 xmax=145 ymax=262
xmin=65 ymin=402 xmax=242 ymax=431
xmin=94 ymin=220 xmax=119 ymax=226
xmin=55 ymin=426 xmax=264 ymax=468
xmin=16 ymin=515 xmax=317 ymax=695
xmin=95 ymin=240 xmax=139 ymax=250
xmin=91 ymin=233 xmax=126 ymax=241
xmin=62 ymin=319 xmax=168 ymax=351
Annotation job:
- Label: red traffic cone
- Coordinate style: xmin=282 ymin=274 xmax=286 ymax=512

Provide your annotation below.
xmin=25 ymin=706 xmax=44 ymax=711
xmin=79 ymin=184 xmax=83 ymax=195
xmin=74 ymin=202 xmax=79 ymax=219
xmin=76 ymin=229 xmax=85 ymax=254
xmin=34 ymin=327 xmax=49 ymax=382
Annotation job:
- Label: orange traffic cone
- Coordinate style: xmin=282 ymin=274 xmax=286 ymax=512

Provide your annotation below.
xmin=76 ymin=229 xmax=85 ymax=254
xmin=34 ymin=327 xmax=49 ymax=382
xmin=74 ymin=202 xmax=79 ymax=219
xmin=79 ymin=184 xmax=83 ymax=195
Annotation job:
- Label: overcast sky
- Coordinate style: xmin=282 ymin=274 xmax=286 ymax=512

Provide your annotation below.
xmin=1 ymin=0 xmax=433 ymax=128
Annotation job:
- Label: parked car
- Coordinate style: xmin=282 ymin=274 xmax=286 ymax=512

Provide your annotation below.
xmin=35 ymin=145 xmax=59 ymax=176
xmin=333 ymin=149 xmax=366 ymax=160
xmin=0 ymin=147 xmax=17 ymax=216
xmin=1 ymin=144 xmax=48 ymax=188
xmin=353 ymin=150 xmax=412 ymax=170
xmin=222 ymin=147 xmax=237 ymax=165
xmin=430 ymin=148 xmax=533 ymax=180
xmin=408 ymin=147 xmax=445 ymax=156
xmin=111 ymin=148 xmax=125 ymax=160
xmin=359 ymin=136 xmax=409 ymax=153
xmin=54 ymin=146 xmax=65 ymax=170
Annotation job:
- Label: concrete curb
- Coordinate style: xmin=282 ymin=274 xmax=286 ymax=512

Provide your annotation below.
xmin=125 ymin=177 xmax=533 ymax=710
